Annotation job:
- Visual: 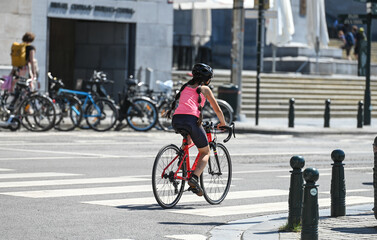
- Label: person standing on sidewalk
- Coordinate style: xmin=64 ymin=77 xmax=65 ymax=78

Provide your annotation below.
xmin=10 ymin=32 xmax=39 ymax=91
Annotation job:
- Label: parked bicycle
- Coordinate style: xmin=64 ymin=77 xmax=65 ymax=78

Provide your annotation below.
xmin=48 ymin=73 xmax=83 ymax=131
xmin=0 ymin=78 xmax=20 ymax=131
xmin=1 ymin=76 xmax=56 ymax=132
xmin=116 ymin=76 xmax=158 ymax=131
xmin=152 ymin=121 xmax=235 ymax=208
xmin=48 ymin=72 xmax=118 ymax=131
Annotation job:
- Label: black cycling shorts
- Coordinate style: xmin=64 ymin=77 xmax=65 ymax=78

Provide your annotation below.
xmin=172 ymin=114 xmax=208 ymax=148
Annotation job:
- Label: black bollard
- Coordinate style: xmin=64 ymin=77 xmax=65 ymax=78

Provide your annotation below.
xmin=301 ymin=168 xmax=319 ymax=240
xmin=288 ymin=156 xmax=305 ymax=228
xmin=288 ymin=98 xmax=295 ymax=128
xmin=373 ymin=137 xmax=377 ymax=220
xmin=324 ymin=99 xmax=331 ymax=128
xmin=357 ymin=101 xmax=364 ymax=128
xmin=331 ymin=149 xmax=346 ymax=217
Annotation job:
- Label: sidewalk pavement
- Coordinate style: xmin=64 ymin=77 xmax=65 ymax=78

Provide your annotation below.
xmin=235 ymin=117 xmax=377 ymax=135
xmin=210 ymin=204 xmax=376 ymax=240
xmin=208 ymin=117 xmax=377 ymax=240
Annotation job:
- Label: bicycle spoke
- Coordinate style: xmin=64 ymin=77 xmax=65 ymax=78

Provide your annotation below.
xmin=200 ymin=143 xmax=232 ymax=205
xmin=152 ymin=144 xmax=186 ymax=209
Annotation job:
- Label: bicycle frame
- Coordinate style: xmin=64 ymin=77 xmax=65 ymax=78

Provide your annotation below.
xmin=57 ymin=88 xmax=100 ymax=117
xmin=162 ymin=131 xmax=214 ymax=182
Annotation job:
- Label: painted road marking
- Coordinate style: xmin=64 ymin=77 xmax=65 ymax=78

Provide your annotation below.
xmin=0 ymin=185 xmax=152 ymax=198
xmin=171 ymin=196 xmax=373 ymax=217
xmin=165 ymin=234 xmax=206 ymax=240
xmin=0 ymin=168 xmax=14 ymax=172
xmin=82 ymin=189 xmax=289 ymax=207
xmin=0 ymin=172 xmax=82 ymax=179
xmin=0 ymin=176 xmax=150 ymax=188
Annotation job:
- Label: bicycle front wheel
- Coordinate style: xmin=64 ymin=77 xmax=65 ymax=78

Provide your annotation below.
xmin=126 ymin=98 xmax=157 ymax=131
xmin=200 ymin=143 xmax=232 ymax=205
xmin=19 ymin=95 xmax=56 ymax=132
xmin=54 ymin=95 xmax=83 ymax=131
xmin=152 ymin=144 xmax=186 ymax=209
xmin=85 ymin=98 xmax=118 ymax=131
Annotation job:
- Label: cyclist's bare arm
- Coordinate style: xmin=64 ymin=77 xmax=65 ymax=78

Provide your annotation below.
xmin=201 ymin=86 xmax=226 ymax=127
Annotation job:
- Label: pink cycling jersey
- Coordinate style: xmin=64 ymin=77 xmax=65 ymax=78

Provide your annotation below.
xmin=173 ymin=86 xmax=206 ymax=118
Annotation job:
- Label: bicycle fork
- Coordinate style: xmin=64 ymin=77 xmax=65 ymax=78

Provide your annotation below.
xmin=208 ymin=143 xmax=222 ymax=176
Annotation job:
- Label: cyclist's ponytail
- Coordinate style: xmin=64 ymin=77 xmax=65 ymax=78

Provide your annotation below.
xmin=196 ymin=86 xmax=203 ymax=126
xmin=166 ymin=79 xmax=195 ymax=119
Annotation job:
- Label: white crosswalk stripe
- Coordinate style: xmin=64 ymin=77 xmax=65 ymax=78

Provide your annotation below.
xmin=0 ymin=176 xmax=149 ymax=188
xmin=0 ymin=172 xmax=82 ymax=179
xmin=170 ymin=196 xmax=374 ymax=217
xmin=0 ymin=168 xmax=14 ymax=172
xmin=1 ymin=185 xmax=152 ymax=198
xmin=82 ymin=189 xmax=289 ymax=207
xmin=0 ymin=171 xmax=373 ymax=218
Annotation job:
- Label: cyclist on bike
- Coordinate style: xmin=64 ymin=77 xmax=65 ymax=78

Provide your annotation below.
xmin=166 ymin=63 xmax=226 ymax=196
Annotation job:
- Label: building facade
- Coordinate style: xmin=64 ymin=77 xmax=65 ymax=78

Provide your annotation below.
xmin=0 ymin=0 xmax=173 ymax=99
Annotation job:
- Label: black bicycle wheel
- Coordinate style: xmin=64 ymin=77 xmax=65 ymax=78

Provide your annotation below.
xmin=8 ymin=117 xmax=21 ymax=131
xmin=202 ymin=100 xmax=233 ymax=125
xmin=85 ymin=98 xmax=118 ymax=131
xmin=152 ymin=144 xmax=186 ymax=209
xmin=218 ymin=100 xmax=234 ymax=124
xmin=157 ymin=101 xmax=173 ymax=131
xmin=126 ymin=98 xmax=157 ymax=131
xmin=200 ymin=143 xmax=232 ymax=205
xmin=54 ymin=95 xmax=83 ymax=131
xmin=19 ymin=95 xmax=56 ymax=132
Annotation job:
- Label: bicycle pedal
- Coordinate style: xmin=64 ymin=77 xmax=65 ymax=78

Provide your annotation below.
xmin=187 ymin=186 xmax=198 ymax=193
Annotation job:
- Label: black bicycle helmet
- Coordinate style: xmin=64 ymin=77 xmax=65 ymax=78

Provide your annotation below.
xmin=192 ymin=63 xmax=213 ymax=83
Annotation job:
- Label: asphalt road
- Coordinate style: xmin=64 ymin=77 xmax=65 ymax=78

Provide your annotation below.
xmin=0 ymin=129 xmax=375 ymax=240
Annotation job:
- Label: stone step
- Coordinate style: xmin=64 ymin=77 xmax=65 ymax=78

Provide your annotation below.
xmin=172 ymin=70 xmax=377 ymax=118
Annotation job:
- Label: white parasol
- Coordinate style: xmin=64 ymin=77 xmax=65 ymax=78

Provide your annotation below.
xmin=306 ymin=0 xmax=329 ymax=73
xmin=265 ymin=0 xmax=295 ymax=72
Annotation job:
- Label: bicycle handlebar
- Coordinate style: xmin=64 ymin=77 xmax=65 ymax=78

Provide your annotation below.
xmin=202 ymin=121 xmax=235 ymax=143
xmin=219 ymin=122 xmax=235 ymax=143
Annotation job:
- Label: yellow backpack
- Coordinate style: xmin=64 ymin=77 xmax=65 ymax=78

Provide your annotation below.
xmin=11 ymin=42 xmax=29 ymax=67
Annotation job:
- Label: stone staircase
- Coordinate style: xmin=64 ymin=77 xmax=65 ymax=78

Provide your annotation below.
xmin=172 ymin=70 xmax=377 ymax=119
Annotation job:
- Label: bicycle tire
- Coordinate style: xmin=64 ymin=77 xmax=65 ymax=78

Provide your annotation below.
xmin=202 ymin=99 xmax=233 ymax=125
xmin=218 ymin=99 xmax=234 ymax=124
xmin=19 ymin=95 xmax=56 ymax=132
xmin=8 ymin=117 xmax=21 ymax=131
xmin=200 ymin=142 xmax=232 ymax=205
xmin=126 ymin=98 xmax=157 ymax=131
xmin=152 ymin=144 xmax=186 ymax=209
xmin=54 ymin=95 xmax=83 ymax=131
xmin=85 ymin=98 xmax=118 ymax=131
xmin=157 ymin=100 xmax=173 ymax=131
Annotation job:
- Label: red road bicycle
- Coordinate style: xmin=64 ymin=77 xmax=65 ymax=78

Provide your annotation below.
xmin=152 ymin=121 xmax=235 ymax=209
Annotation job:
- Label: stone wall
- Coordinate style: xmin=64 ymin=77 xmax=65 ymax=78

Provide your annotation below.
xmin=0 ymin=0 xmax=32 ymax=67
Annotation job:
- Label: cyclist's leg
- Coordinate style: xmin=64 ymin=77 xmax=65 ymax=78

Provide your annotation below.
xmin=193 ymin=145 xmax=210 ymax=177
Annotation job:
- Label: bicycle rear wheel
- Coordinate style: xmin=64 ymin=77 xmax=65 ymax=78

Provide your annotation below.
xmin=126 ymin=98 xmax=157 ymax=131
xmin=202 ymin=99 xmax=233 ymax=125
xmin=54 ymin=95 xmax=83 ymax=131
xmin=200 ymin=143 xmax=232 ymax=205
xmin=19 ymin=95 xmax=56 ymax=132
xmin=157 ymin=101 xmax=173 ymax=131
xmin=85 ymin=98 xmax=118 ymax=131
xmin=152 ymin=144 xmax=186 ymax=209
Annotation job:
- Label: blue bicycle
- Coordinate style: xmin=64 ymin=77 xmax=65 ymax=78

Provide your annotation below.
xmin=48 ymin=73 xmax=118 ymax=131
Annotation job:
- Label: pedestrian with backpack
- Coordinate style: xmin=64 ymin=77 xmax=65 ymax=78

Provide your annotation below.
xmin=10 ymin=32 xmax=39 ymax=92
